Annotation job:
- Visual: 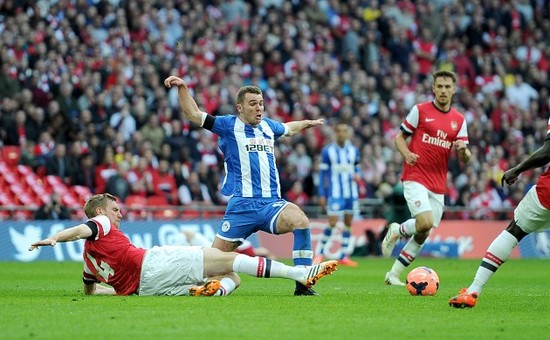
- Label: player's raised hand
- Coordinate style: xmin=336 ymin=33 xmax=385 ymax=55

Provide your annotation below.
xmin=29 ymin=238 xmax=56 ymax=251
xmin=164 ymin=76 xmax=187 ymax=89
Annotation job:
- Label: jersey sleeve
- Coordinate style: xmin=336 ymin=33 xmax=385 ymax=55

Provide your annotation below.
xmin=318 ymin=147 xmax=330 ymax=197
xmin=546 ymin=117 xmax=550 ymax=140
xmin=456 ymin=119 xmax=469 ymax=143
xmin=264 ymin=117 xmax=287 ymax=139
xmin=210 ymin=115 xmax=230 ymax=137
xmin=400 ymin=105 xmax=419 ymax=135
xmin=87 ymin=215 xmax=112 ymax=241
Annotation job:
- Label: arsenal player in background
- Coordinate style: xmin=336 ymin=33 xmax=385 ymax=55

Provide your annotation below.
xmin=381 ymin=70 xmax=472 ymax=286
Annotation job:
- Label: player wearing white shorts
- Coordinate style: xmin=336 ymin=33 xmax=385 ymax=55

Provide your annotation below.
xmin=29 ymin=194 xmax=338 ymax=296
xmin=381 ymin=71 xmax=472 ymax=286
xmin=450 ymin=116 xmax=550 ymax=308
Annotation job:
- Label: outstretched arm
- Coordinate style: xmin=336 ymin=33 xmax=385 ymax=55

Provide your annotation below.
xmin=29 ymin=224 xmax=92 ymax=251
xmin=284 ymin=119 xmax=324 ymax=137
xmin=164 ymin=76 xmax=204 ymax=127
xmin=502 ymin=140 xmax=550 ymax=186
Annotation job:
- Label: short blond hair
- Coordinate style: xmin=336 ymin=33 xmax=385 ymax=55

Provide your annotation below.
xmin=83 ymin=193 xmax=117 ymax=218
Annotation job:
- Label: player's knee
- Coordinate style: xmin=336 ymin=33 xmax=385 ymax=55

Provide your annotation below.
xmin=415 ymin=215 xmax=434 ymax=233
xmin=505 ymin=220 xmax=528 ymax=241
xmin=292 ymin=212 xmax=310 ymax=230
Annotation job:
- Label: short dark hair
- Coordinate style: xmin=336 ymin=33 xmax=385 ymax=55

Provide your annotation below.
xmin=236 ymin=85 xmax=262 ymax=104
xmin=432 ymin=70 xmax=457 ymax=84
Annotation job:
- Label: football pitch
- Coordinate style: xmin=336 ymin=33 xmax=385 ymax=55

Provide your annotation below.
xmin=1 ymin=258 xmax=548 ymax=339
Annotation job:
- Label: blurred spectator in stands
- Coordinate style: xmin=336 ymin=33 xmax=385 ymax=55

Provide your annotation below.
xmin=95 ymin=145 xmax=117 ymax=194
xmin=413 ymin=28 xmax=437 ymax=81
xmin=0 ymin=63 xmax=20 ymax=99
xmin=287 ymin=142 xmax=313 ymax=180
xmin=505 ymin=73 xmax=539 ymax=112
xmin=469 ymin=178 xmax=503 ymax=220
xmin=34 ymin=192 xmax=70 ymax=220
xmin=475 ymin=62 xmax=503 ymax=109
xmin=387 ymin=27 xmax=414 ymax=73
xmin=178 ymin=172 xmax=213 ymax=206
xmin=196 ymin=132 xmax=221 ymax=170
xmin=26 ymin=106 xmax=47 ymax=143
xmin=109 ymin=102 xmax=136 ymax=142
xmin=158 ymin=142 xmax=174 ymax=163
xmin=151 ymin=158 xmax=178 ymax=204
xmin=20 ymin=140 xmax=39 ymax=170
xmin=171 ymin=160 xmax=187 ymax=190
xmin=72 ymin=152 xmax=96 ymax=193
xmin=140 ymin=114 xmax=165 ymax=154
xmin=106 ymin=161 xmax=132 ymax=203
xmin=4 ymin=110 xmax=29 ymax=147
xmin=163 ymin=119 xmax=194 ymax=162
xmin=45 ymin=144 xmax=72 ymax=184
xmin=55 ymin=82 xmax=79 ymax=123
xmin=127 ymin=157 xmax=153 ymax=198
xmin=285 ymin=181 xmax=310 ymax=207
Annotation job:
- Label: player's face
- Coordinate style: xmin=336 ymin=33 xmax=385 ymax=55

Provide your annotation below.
xmin=100 ymin=200 xmax=123 ymax=228
xmin=432 ymin=76 xmax=456 ymax=109
xmin=335 ymin=124 xmax=349 ymax=145
xmin=237 ymin=93 xmax=264 ymax=126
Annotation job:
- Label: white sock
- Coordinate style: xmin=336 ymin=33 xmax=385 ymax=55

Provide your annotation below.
xmin=214 ymin=277 xmax=237 ymax=296
xmin=467 ymin=231 xmax=518 ymax=295
xmin=390 ymin=237 xmax=422 ymax=276
xmin=232 ymin=254 xmax=302 ymax=280
xmin=399 ymin=219 xmax=417 ymax=237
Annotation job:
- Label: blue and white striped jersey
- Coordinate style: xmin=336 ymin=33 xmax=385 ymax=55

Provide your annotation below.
xmin=318 ymin=141 xmax=360 ymax=199
xmin=210 ymin=115 xmax=287 ymax=198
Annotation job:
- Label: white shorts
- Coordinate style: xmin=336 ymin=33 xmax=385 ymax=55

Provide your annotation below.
xmin=514 ymin=185 xmax=550 ymax=233
xmin=138 ymin=246 xmax=205 ymax=296
xmin=403 ymin=181 xmax=444 ymax=227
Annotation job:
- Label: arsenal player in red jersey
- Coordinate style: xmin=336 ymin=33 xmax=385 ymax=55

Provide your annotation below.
xmin=450 ymin=116 xmax=550 ymax=308
xmin=381 ymin=70 xmax=472 ymax=286
xmin=29 ymin=193 xmax=337 ymax=296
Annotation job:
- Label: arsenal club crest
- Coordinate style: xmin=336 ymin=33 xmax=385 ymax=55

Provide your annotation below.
xmin=451 ymin=121 xmax=458 ymax=131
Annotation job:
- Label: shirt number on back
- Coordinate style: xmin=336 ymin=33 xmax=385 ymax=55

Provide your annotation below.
xmin=86 ymin=253 xmax=115 ymax=282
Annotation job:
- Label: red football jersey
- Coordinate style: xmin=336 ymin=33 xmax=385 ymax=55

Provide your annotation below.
xmin=535 ymin=117 xmax=550 ymax=209
xmin=400 ymin=101 xmax=469 ymax=194
xmin=82 ymin=215 xmax=146 ymax=295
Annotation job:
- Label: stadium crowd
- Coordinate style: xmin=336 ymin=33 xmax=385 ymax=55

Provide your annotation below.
xmin=1 ymin=0 xmax=549 ymax=220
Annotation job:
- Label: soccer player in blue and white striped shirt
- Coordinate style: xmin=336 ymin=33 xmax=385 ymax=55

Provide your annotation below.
xmin=315 ymin=121 xmax=361 ymax=267
xmin=165 ymin=76 xmax=333 ymax=296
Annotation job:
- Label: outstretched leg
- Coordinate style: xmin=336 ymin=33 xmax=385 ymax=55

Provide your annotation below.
xmin=449 ymin=221 xmax=527 ymax=308
xmin=200 ymin=248 xmax=337 ymax=296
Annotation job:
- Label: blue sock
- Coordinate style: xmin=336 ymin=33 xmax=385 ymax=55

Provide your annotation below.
xmin=318 ymin=227 xmax=332 ymax=255
xmin=340 ymin=228 xmax=351 ymax=260
xmin=293 ymin=228 xmax=313 ymax=266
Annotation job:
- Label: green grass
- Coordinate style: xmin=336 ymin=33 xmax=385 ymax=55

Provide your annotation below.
xmin=1 ymin=258 xmax=549 ymax=339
